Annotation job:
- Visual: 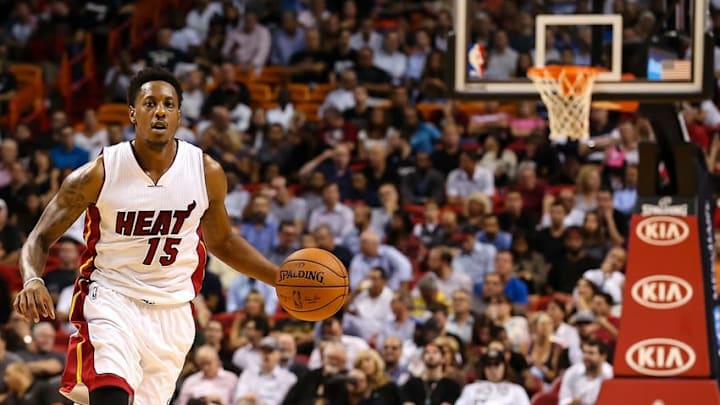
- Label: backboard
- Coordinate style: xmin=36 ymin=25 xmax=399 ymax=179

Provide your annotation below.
xmin=450 ymin=0 xmax=713 ymax=101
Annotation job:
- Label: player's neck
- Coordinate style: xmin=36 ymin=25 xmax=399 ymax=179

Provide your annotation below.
xmin=131 ymin=139 xmax=178 ymax=174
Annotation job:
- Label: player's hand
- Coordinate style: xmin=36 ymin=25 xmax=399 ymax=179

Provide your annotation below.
xmin=13 ymin=280 xmax=55 ymax=323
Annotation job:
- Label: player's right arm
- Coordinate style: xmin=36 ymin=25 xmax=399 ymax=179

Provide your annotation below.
xmin=14 ymin=158 xmax=104 ymax=322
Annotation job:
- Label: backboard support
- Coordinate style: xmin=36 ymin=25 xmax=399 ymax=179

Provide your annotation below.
xmin=449 ymin=0 xmax=713 ymax=102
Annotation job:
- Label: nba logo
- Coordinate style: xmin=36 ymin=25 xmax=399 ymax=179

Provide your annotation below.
xmin=292 ymin=290 xmax=303 ymax=308
xmin=90 ymin=285 xmax=98 ymax=301
xmin=467 ymin=42 xmax=486 ymax=79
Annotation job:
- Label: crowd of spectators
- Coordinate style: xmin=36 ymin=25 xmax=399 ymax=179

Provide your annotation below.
xmin=1 ymin=1 xmax=720 ymax=405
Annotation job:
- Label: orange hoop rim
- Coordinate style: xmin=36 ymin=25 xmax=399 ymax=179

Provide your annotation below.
xmin=527 ymin=65 xmax=604 ymax=80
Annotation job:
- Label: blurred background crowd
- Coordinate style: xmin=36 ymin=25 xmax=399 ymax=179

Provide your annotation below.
xmin=1 ymin=0 xmax=720 ymax=404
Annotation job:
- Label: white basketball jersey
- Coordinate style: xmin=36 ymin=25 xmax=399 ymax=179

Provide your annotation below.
xmin=81 ymin=140 xmax=209 ymax=305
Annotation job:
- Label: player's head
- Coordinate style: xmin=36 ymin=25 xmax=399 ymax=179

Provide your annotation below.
xmin=126 ymin=67 xmax=183 ymax=149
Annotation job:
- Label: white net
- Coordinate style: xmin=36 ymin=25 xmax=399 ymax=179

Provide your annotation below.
xmin=527 ymin=66 xmax=600 ymax=141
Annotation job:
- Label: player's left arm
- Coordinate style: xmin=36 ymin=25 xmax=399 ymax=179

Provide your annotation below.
xmin=201 ymin=155 xmax=279 ymax=287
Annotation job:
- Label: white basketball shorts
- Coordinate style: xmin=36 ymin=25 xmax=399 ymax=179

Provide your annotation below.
xmin=60 ymin=279 xmax=196 ymax=405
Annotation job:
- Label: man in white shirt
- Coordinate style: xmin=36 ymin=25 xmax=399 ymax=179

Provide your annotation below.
xmin=185 ymin=0 xmax=223 ymax=41
xmin=176 ymin=345 xmax=238 ymax=405
xmin=319 ymin=69 xmax=357 ymax=117
xmin=223 ymin=11 xmax=271 ymax=71
xmin=234 ymin=336 xmax=298 ymax=405
xmin=73 ymin=109 xmax=108 ymax=160
xmin=308 ymin=318 xmax=369 ymax=370
xmin=446 ymin=150 xmax=495 ymax=205
xmin=342 ymin=267 xmax=394 ymax=340
xmin=426 ymin=246 xmax=471 ymax=298
xmin=232 ymin=316 xmax=270 ymax=372
xmin=372 ymin=31 xmax=407 ymax=84
xmin=582 ymin=247 xmax=626 ymax=305
xmin=484 ymin=30 xmax=519 ymax=80
xmin=307 ymin=183 xmax=355 ymax=243
xmin=350 ymin=18 xmax=382 ymax=52
xmin=348 ymin=230 xmax=413 ymax=291
xmin=559 ymin=339 xmax=613 ymax=405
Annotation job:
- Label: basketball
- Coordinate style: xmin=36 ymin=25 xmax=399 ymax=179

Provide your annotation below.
xmin=275 ymin=248 xmax=349 ymax=322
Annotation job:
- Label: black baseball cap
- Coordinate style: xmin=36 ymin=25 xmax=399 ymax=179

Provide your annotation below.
xmin=481 ymin=349 xmax=504 ymax=366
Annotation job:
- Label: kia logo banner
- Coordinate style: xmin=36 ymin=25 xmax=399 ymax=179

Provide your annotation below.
xmin=631 ymin=275 xmax=694 ymax=310
xmin=636 ymin=216 xmax=690 ymax=246
xmin=625 ymin=338 xmax=697 ymax=377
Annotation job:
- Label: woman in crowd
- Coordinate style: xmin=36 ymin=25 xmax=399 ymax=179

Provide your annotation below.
xmin=455 ymin=349 xmax=531 ymax=405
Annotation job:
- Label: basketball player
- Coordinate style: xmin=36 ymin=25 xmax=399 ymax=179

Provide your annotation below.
xmin=12 ymin=67 xmax=279 ymax=405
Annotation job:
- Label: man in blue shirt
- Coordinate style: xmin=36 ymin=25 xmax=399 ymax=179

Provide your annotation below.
xmin=474 ymin=251 xmax=528 ymax=314
xmin=50 ymin=125 xmax=89 ymax=170
xmin=240 ymin=195 xmax=278 ymax=256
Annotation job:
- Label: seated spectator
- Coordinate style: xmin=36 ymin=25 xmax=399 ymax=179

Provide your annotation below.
xmin=487 ymin=295 xmax=530 ymax=354
xmin=581 ymin=211 xmax=612 ymax=262
xmin=1 ymin=362 xmax=65 ymax=405
xmin=404 ymin=107 xmax=442 ymax=155
xmin=73 ymin=109 xmax=108 ymax=159
xmin=348 ymin=230 xmax=412 ymax=291
xmin=527 ymin=313 xmax=565 ymax=388
xmin=426 ymin=246 xmax=472 ymax=299
xmin=574 ymin=165 xmax=602 ymax=214
xmin=232 ymin=315 xmax=271 ymax=373
xmin=307 ymin=183 xmax=354 ymax=243
xmin=201 ymin=62 xmax=251 ymax=117
xmin=331 ymin=28 xmax=357 ymax=75
xmin=582 ymin=247 xmax=627 ymax=306
xmin=452 ymin=233 xmax=497 ymax=283
xmin=0 ymin=329 xmax=21 ymax=393
xmin=319 ymin=69 xmax=357 ymax=116
xmin=179 ymin=70 xmax=205 ymax=126
xmin=240 ymin=195 xmax=278 ymax=256
xmin=544 ymin=187 xmax=586 ymax=229
xmin=222 ymin=11 xmax=271 ymax=71
xmin=282 ymin=342 xmax=350 ymax=405
xmin=313 ymin=224 xmax=353 ymax=268
xmin=42 ymin=238 xmax=79 ymax=305
xmin=482 ymin=252 xmax=528 ymax=312
xmin=401 ymin=152 xmax=445 ymax=206
xmin=50 ymin=125 xmax=89 ymax=170
xmin=445 ymin=289 xmax=475 ymax=344
xmin=224 ymin=171 xmax=251 ymax=223
xmin=431 ymin=122 xmax=463 ymax=177
xmin=511 ymin=232 xmax=548 ymax=294
xmin=142 ymin=28 xmax=188 ymax=72
xmin=343 ymin=267 xmax=394 ymax=341
xmin=354 ymin=47 xmax=392 ymax=98
xmin=405 ymin=29 xmax=432 ymax=84
xmin=479 ymin=134 xmax=518 ymax=187
xmin=378 ymin=291 xmax=418 ymax=344
xmin=267 ymin=220 xmax=300 ymax=265
xmin=456 ymin=349 xmax=530 ymax=405
xmin=547 ymin=299 xmax=583 ymax=365
xmin=276 ymin=333 xmax=309 ymax=379
xmin=548 ymin=227 xmax=601 ymax=294
xmin=417 ymin=49 xmax=449 ymax=102
xmin=372 ymin=31 xmax=407 ymax=84
xmin=364 ymin=144 xmax=399 ymax=192
xmin=17 ymin=322 xmax=64 ymax=379
xmin=597 ymin=187 xmax=629 ymax=243
xmin=446 ymin=150 xmax=495 ymax=205
xmin=257 ymin=124 xmax=292 ymax=168
xmin=498 ymin=190 xmax=536 ymax=237
xmin=513 ymin=161 xmax=547 ymax=220
xmin=308 ymin=318 xmax=369 ymax=370
xmin=412 ymin=200 xmax=444 ymax=247
xmin=353 ymin=349 xmax=404 ymax=403
xmin=300 ymin=145 xmax=353 ymax=199
xmin=343 ymin=204 xmax=372 ymax=255
xmin=350 ymin=18 xmax=382 ymax=52
xmin=226 ymin=275 xmax=278 ymax=316
xmin=381 ymin=336 xmax=410 ymax=385
xmin=176 ymin=345 xmax=238 ymax=405
xmin=369 ymin=182 xmax=400 ymax=238
xmin=288 ymin=28 xmax=330 ymax=84
xmin=267 ymin=88 xmax=295 ymax=131
xmin=536 ymin=201 xmax=569 ymax=264
xmin=234 ymin=337 xmax=298 ymax=405
xmin=613 ymin=164 xmax=638 ymax=215
xmin=402 ymin=342 xmax=462 ymax=405
xmin=271 ymin=11 xmax=306 ymax=66
xmin=590 ymin=293 xmax=621 ymax=356
xmin=559 ymin=339 xmax=613 ymax=405
xmin=477 ymin=214 xmax=512 ymax=252
xmin=344 ymin=87 xmax=372 ymax=131
xmin=268 ymin=175 xmax=307 ymax=230
xmin=410 ymin=274 xmax=451 ymax=321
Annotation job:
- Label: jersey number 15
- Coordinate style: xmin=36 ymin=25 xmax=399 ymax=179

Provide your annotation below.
xmin=143 ymin=237 xmax=181 ymax=266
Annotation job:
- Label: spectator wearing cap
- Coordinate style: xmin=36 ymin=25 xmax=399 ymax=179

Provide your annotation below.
xmin=308 ymin=317 xmax=369 ymax=371
xmin=222 ymin=10 xmax=271 ymax=71
xmin=426 ymin=247 xmax=472 ymax=299
xmin=476 ymin=214 xmax=513 ymax=252
xmin=342 ymin=267 xmax=394 ymax=341
xmin=581 ymin=247 xmax=627 ymax=306
xmin=348 ymin=230 xmax=412 ymax=291
xmin=234 ymin=336 xmax=298 ymax=405
xmin=456 ymin=349 xmax=531 ymax=405
xmin=401 ymin=342 xmax=461 ymax=405
xmin=446 ymin=150 xmax=495 ymax=206
xmin=177 ymin=345 xmax=238 ymax=405
xmin=307 ymin=182 xmax=355 ymax=243
xmin=276 ymin=333 xmax=309 ymax=379
xmin=548 ymin=227 xmax=601 ymax=294
xmin=559 ymin=339 xmax=613 ymax=405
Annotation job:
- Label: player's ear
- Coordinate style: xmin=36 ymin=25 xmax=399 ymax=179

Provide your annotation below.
xmin=129 ymin=106 xmax=136 ymax=125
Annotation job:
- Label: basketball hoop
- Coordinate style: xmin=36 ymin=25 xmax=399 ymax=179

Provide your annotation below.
xmin=527 ymin=65 xmax=602 ymax=141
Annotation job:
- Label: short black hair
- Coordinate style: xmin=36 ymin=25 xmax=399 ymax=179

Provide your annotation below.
xmin=126 ymin=66 xmax=183 ymax=107
xmin=583 ymin=338 xmax=608 ymax=356
xmin=370 ymin=267 xmax=387 ymax=280
xmin=596 ymin=292 xmax=614 ymax=306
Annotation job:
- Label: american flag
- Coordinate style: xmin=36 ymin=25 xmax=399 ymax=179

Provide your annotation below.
xmin=661 ymin=60 xmax=692 ymax=80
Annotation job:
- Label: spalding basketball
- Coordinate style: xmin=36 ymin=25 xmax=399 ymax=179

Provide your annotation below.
xmin=276 ymin=248 xmax=349 ymax=322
